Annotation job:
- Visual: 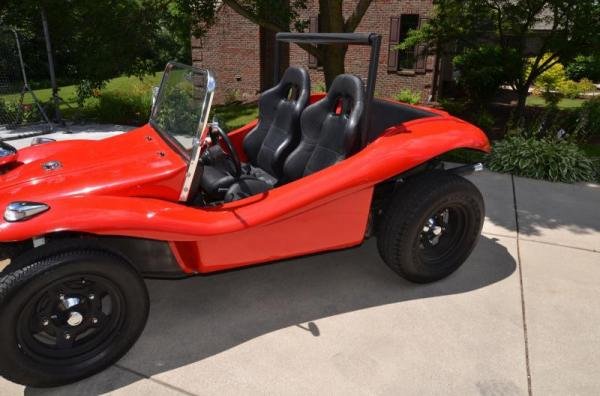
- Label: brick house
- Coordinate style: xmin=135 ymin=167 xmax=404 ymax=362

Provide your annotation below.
xmin=192 ymin=0 xmax=442 ymax=104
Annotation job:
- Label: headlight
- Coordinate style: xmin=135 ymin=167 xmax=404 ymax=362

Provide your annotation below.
xmin=4 ymin=202 xmax=49 ymax=222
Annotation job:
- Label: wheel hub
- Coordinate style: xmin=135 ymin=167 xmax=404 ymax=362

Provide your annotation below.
xmin=421 ymin=209 xmax=449 ymax=246
xmin=67 ymin=311 xmax=84 ymax=327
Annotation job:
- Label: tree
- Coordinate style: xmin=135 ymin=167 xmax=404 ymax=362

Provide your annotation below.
xmin=186 ymin=0 xmax=374 ymax=88
xmin=0 ymin=0 xmax=191 ymax=100
xmin=401 ymin=0 xmax=600 ymax=117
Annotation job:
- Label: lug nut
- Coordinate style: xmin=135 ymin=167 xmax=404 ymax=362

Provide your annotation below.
xmin=88 ymin=294 xmax=95 ymax=300
xmin=64 ymin=333 xmax=71 ymax=340
xmin=59 ymin=294 xmax=65 ymax=300
xmin=42 ymin=319 xmax=49 ymax=327
xmin=92 ymin=317 xmax=98 ymax=324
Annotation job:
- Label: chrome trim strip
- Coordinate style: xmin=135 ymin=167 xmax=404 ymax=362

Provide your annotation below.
xmin=178 ymin=70 xmax=216 ymax=202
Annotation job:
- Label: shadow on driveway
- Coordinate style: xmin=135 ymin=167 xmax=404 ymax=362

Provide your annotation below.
xmin=25 ymin=236 xmax=515 ymax=395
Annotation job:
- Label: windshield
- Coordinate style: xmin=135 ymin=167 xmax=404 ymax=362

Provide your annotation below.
xmin=150 ymin=62 xmax=215 ymax=202
xmin=150 ymin=62 xmax=215 ymax=152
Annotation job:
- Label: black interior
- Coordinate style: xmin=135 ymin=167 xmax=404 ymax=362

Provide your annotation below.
xmin=367 ymin=99 xmax=438 ymax=142
xmin=197 ymin=64 xmax=438 ymax=205
xmin=223 ymin=73 xmax=365 ymax=202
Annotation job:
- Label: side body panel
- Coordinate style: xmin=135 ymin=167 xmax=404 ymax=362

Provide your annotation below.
xmin=172 ymin=187 xmax=373 ymax=272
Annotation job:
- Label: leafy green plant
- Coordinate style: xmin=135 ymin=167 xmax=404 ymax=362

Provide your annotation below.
xmin=487 ymin=136 xmax=596 ymax=183
xmin=557 ymin=78 xmax=596 ymax=99
xmin=438 ymin=98 xmax=467 ymax=116
xmin=95 ymin=91 xmax=151 ymax=126
xmin=565 ymin=55 xmax=600 ymax=82
xmin=395 ymin=89 xmax=421 ymax=104
xmin=574 ymin=97 xmax=600 ymax=138
xmin=453 ymin=44 xmax=519 ymax=107
xmin=314 ymin=82 xmax=326 ymax=93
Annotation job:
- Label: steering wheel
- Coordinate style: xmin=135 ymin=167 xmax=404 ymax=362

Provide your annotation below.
xmin=209 ymin=123 xmax=242 ymax=178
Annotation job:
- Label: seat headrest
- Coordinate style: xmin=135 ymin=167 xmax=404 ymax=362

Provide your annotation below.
xmin=324 ymin=74 xmax=364 ymax=116
xmin=276 ymin=67 xmax=310 ymax=102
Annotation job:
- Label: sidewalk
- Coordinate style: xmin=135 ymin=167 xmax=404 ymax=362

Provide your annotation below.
xmin=1 ymin=170 xmax=599 ymax=395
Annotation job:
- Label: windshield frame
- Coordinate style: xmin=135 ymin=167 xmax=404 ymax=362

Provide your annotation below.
xmin=149 ymin=61 xmax=216 ymax=202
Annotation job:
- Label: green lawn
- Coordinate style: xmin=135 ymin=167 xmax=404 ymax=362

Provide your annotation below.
xmin=526 ymin=95 xmax=587 ymax=109
xmin=213 ymin=102 xmax=258 ymax=131
xmin=1 ymin=73 xmax=162 ymax=110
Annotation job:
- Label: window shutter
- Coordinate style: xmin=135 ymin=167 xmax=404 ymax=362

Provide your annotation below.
xmin=414 ymin=16 xmax=430 ymax=73
xmin=308 ymin=16 xmax=318 ymax=68
xmin=388 ymin=17 xmax=400 ymax=72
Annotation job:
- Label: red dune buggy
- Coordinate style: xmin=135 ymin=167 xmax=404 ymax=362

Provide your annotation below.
xmin=0 ymin=33 xmax=489 ymax=387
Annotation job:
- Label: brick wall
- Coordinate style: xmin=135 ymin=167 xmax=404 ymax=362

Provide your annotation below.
xmin=191 ymin=5 xmax=261 ymax=103
xmin=193 ymin=0 xmax=436 ymax=104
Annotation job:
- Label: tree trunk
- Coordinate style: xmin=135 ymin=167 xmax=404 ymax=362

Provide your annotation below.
xmin=319 ymin=0 xmax=345 ymax=89
xmin=514 ymin=84 xmax=529 ymax=121
xmin=322 ymin=46 xmax=346 ymax=88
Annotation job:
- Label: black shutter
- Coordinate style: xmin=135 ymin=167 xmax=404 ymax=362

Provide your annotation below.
xmin=414 ymin=16 xmax=430 ymax=72
xmin=388 ymin=17 xmax=400 ymax=72
xmin=308 ymin=16 xmax=318 ymax=68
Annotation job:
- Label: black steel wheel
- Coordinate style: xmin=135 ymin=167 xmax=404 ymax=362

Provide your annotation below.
xmin=0 ymin=250 xmax=149 ymax=387
xmin=377 ymin=171 xmax=484 ymax=283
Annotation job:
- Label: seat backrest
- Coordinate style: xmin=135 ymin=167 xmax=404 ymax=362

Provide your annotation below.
xmin=282 ymin=74 xmax=364 ymax=181
xmin=243 ymin=66 xmax=310 ymax=178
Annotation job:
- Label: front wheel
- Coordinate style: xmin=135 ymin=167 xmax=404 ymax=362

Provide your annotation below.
xmin=377 ymin=171 xmax=484 ymax=283
xmin=0 ymin=250 xmax=149 ymax=387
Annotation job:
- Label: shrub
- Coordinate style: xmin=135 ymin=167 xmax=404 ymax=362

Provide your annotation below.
xmin=453 ymin=44 xmax=519 ymax=106
xmin=395 ymin=89 xmax=421 ymax=104
xmin=95 ymin=91 xmax=151 ymax=126
xmin=574 ymin=97 xmax=600 ymax=137
xmin=558 ymin=78 xmax=597 ymax=99
xmin=487 ymin=136 xmax=596 ymax=183
xmin=438 ymin=98 xmax=467 ymax=116
xmin=565 ymin=55 xmax=600 ymax=82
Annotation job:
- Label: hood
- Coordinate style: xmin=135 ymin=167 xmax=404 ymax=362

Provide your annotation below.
xmin=0 ymin=125 xmax=187 ymax=205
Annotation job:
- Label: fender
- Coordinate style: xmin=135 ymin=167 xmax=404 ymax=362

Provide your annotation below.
xmin=0 ymin=115 xmax=488 ymax=243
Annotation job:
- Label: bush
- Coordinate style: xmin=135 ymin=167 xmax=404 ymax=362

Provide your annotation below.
xmin=574 ymin=97 xmax=600 ymax=138
xmin=95 ymin=91 xmax=151 ymax=126
xmin=487 ymin=136 xmax=596 ymax=183
xmin=557 ymin=78 xmax=596 ymax=99
xmin=565 ymin=55 xmax=600 ymax=82
xmin=395 ymin=89 xmax=421 ymax=104
xmin=438 ymin=98 xmax=467 ymax=116
xmin=453 ymin=44 xmax=519 ymax=106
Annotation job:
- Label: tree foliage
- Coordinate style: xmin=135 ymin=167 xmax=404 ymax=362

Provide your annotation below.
xmin=402 ymin=0 xmax=600 ymax=116
xmin=0 ymin=0 xmax=191 ymax=99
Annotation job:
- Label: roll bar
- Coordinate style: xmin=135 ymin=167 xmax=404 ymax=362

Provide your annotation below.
xmin=274 ymin=32 xmax=382 ymax=149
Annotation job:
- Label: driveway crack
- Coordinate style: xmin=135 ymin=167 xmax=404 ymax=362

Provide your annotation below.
xmin=512 ymin=175 xmax=532 ymax=396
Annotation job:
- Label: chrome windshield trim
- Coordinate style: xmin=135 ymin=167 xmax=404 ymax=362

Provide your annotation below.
xmin=178 ymin=70 xmax=216 ymax=202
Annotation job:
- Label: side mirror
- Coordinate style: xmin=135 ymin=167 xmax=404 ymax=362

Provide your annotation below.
xmin=30 ymin=137 xmax=56 ymax=146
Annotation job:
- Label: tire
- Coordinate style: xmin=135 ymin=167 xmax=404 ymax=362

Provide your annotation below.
xmin=0 ymin=250 xmax=149 ymax=387
xmin=377 ymin=171 xmax=484 ymax=283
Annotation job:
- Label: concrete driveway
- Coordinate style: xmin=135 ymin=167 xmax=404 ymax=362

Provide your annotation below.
xmin=1 ymin=170 xmax=599 ymax=395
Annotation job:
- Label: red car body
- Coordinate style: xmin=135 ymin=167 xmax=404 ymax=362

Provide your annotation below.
xmin=0 ymin=93 xmax=489 ymax=274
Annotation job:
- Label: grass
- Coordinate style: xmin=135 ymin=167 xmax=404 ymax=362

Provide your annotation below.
xmin=213 ymin=102 xmax=258 ymax=131
xmin=1 ymin=73 xmax=163 ymax=117
xmin=526 ymin=95 xmax=587 ymax=109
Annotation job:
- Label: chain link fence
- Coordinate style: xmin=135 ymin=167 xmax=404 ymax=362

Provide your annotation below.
xmin=0 ymin=28 xmax=52 ymax=135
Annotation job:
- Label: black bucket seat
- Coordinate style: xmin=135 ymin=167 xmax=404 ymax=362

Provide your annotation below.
xmin=201 ymin=67 xmax=310 ymax=200
xmin=224 ymin=73 xmax=365 ymax=202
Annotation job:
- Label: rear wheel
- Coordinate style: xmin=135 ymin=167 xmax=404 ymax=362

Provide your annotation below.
xmin=0 ymin=250 xmax=149 ymax=387
xmin=377 ymin=171 xmax=484 ymax=283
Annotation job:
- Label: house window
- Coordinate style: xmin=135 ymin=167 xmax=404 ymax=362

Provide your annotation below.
xmin=388 ymin=14 xmax=429 ymax=73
